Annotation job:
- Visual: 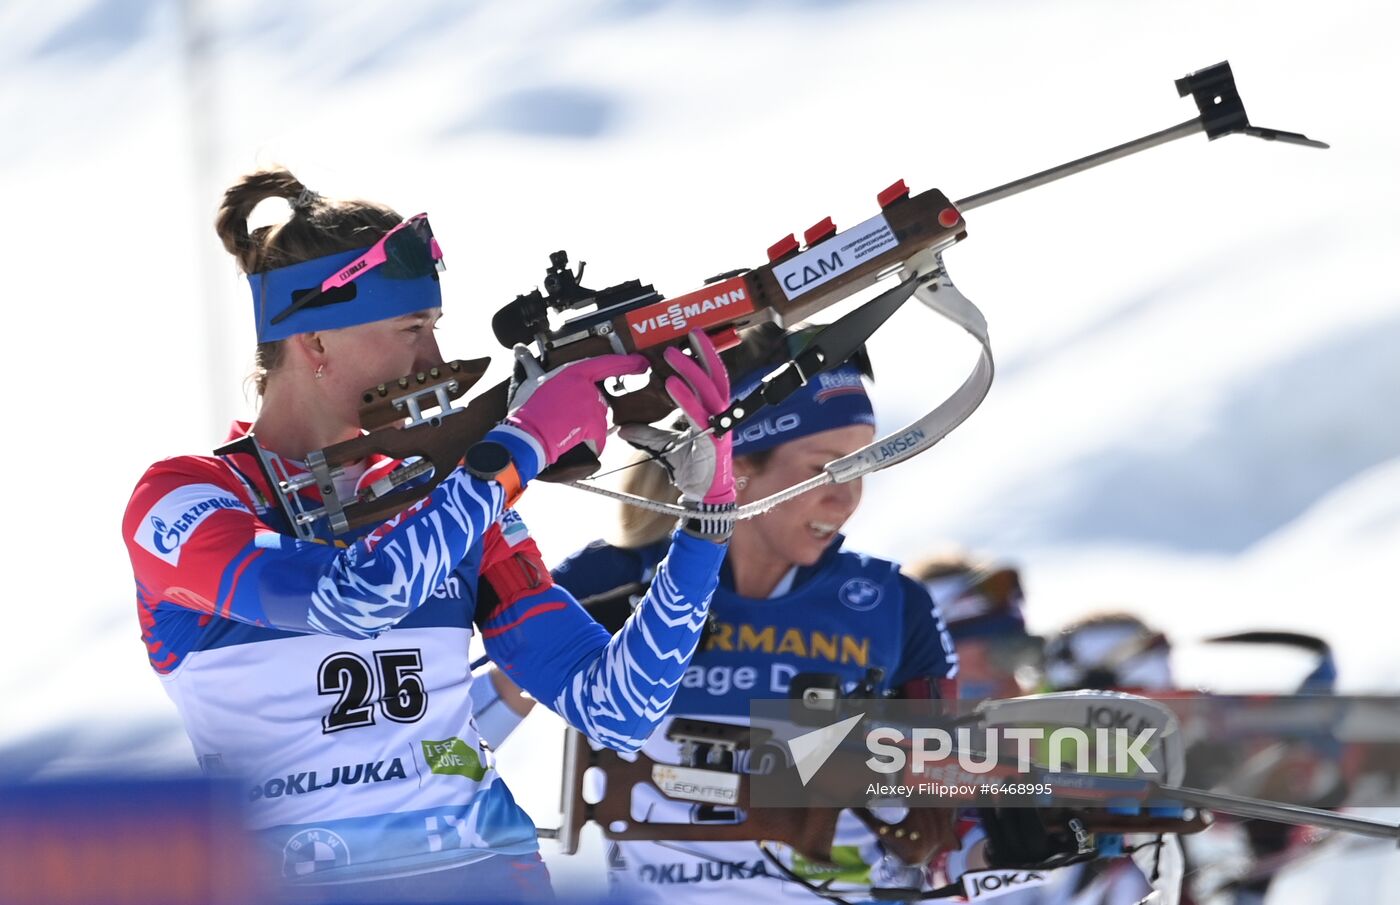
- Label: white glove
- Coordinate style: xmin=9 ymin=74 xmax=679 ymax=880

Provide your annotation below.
xmin=617 ymin=332 xmax=734 ymax=506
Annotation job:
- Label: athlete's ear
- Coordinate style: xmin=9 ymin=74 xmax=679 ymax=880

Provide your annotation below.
xmin=292 ymin=331 xmax=329 ymax=375
xmin=294 ymin=331 xmax=326 ymax=355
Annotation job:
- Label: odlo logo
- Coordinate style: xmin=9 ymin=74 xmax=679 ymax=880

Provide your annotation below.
xmin=736 ymin=413 xmax=800 ymax=446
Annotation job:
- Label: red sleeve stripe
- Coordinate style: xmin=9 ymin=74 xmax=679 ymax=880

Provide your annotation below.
xmin=220 ymin=547 xmax=264 ymax=618
xmin=480 ymin=601 xmax=568 ymax=639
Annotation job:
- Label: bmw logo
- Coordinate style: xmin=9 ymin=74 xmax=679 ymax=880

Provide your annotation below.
xmin=840 ymin=578 xmax=883 ymax=612
xmin=282 ymin=828 xmax=350 ymax=878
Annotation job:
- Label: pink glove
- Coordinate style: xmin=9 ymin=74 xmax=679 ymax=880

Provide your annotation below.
xmin=504 ymin=345 xmax=649 ymax=468
xmin=619 ymin=331 xmax=735 ymax=506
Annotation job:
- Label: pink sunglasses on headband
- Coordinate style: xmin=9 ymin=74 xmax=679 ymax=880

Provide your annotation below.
xmin=270 ymin=213 xmax=444 ymax=326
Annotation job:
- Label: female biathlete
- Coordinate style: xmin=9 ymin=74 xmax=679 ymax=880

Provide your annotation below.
xmin=488 ymin=327 xmax=963 ymax=901
xmin=121 ymin=168 xmax=735 ymax=902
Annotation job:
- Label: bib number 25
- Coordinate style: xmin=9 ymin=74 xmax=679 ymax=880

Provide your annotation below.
xmin=318 ymin=649 xmax=427 ymax=733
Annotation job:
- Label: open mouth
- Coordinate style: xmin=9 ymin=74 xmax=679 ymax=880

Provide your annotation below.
xmin=808 ymin=521 xmax=838 ymax=541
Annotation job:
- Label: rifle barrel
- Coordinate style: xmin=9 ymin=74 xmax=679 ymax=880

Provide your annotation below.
xmin=1169 ymin=785 xmax=1400 ymax=842
xmin=956 ymin=117 xmax=1203 ymax=212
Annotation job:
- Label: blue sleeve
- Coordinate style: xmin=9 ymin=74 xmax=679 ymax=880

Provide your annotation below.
xmin=482 ymin=530 xmax=726 ymax=752
xmin=889 ymin=574 xmax=959 ymax=688
xmin=126 ymin=430 xmax=542 ymax=642
xmin=551 ymin=541 xmax=650 ymax=601
xmin=248 ymin=467 xmax=511 ymax=638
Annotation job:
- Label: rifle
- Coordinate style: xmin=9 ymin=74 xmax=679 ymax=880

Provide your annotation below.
xmin=246 ymin=61 xmax=1324 ymax=539
xmin=546 ymin=690 xmax=1400 ymax=904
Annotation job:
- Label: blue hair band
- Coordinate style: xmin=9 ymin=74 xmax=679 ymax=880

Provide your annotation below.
xmin=249 ymin=247 xmax=442 ymax=342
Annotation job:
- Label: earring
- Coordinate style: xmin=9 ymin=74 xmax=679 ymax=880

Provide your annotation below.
xmin=314 ymin=364 xmax=325 ymax=380
xmin=734 ymin=476 xmax=749 ymax=490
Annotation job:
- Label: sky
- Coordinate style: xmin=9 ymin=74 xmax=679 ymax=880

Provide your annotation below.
xmin=1 ymin=0 xmax=1396 ymax=898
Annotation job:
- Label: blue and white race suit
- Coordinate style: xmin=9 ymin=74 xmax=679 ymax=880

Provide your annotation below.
xmin=123 ymin=423 xmax=725 ymax=890
xmin=553 ymin=534 xmax=959 ymax=903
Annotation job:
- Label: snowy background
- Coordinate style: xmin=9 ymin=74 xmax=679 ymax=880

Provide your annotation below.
xmin=1 ymin=0 xmax=1396 ymax=900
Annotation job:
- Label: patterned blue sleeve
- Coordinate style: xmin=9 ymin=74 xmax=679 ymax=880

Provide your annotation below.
xmin=481 ymin=530 xmax=725 ymax=752
xmin=890 ymin=574 xmax=960 ymax=687
xmin=126 ymin=455 xmax=518 ymax=642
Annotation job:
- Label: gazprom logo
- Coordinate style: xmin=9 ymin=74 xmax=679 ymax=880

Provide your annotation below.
xmin=136 ymin=483 xmax=249 ymax=565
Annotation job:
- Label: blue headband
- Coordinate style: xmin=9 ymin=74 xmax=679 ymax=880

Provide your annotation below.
xmin=730 ymin=362 xmax=875 ymax=457
xmin=249 ymin=247 xmax=443 ymax=342
xmin=947 ymin=612 xmax=1029 ymax=642
xmin=924 ymin=570 xmax=1029 ymax=642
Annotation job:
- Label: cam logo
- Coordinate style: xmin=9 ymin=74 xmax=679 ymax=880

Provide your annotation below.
xmin=840 ymin=577 xmax=883 ymax=612
xmin=422 ymin=737 xmax=488 ymax=780
xmin=282 ymin=828 xmax=350 ymax=878
xmin=135 ymin=483 xmax=249 ymax=565
xmin=772 ymin=214 xmax=897 ymax=300
xmin=779 ymin=250 xmax=845 ymax=295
